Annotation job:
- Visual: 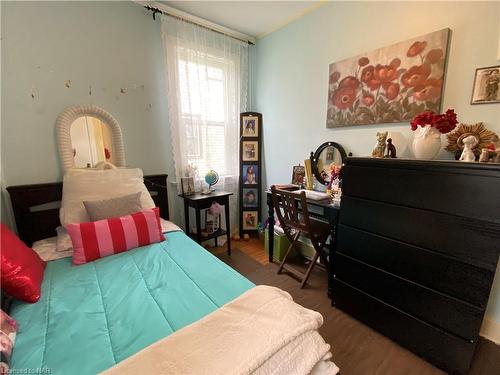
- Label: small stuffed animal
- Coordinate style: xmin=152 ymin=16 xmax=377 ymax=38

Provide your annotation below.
xmin=459 ymin=135 xmax=478 ymax=162
xmin=385 ymin=138 xmax=397 ymax=158
xmin=372 ymin=131 xmax=388 ymax=158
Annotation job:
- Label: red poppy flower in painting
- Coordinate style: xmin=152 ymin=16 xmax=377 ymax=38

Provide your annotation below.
xmin=390 ymin=58 xmax=401 ymax=68
xmin=362 ymin=94 xmax=375 ymax=106
xmin=374 ymin=64 xmax=399 ymax=83
xmin=361 ymin=66 xmax=374 ymax=82
xmin=383 ymin=83 xmax=400 ymax=100
xmin=338 ymin=76 xmax=360 ymax=89
xmin=413 ymin=78 xmax=442 ymax=101
xmin=329 ymin=71 xmax=341 ymax=84
xmin=332 ymin=86 xmax=358 ymax=110
xmin=401 ymin=64 xmax=431 ymax=87
xmin=361 ymin=66 xmax=378 ymax=90
xmin=358 ymin=57 xmax=370 ymax=67
xmin=407 ymin=41 xmax=427 ymax=57
xmin=426 ymin=49 xmax=444 ymax=64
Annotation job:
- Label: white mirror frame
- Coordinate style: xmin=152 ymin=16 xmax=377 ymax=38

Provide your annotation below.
xmin=56 ymin=105 xmax=126 ymax=172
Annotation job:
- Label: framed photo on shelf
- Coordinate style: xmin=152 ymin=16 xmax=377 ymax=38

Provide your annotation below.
xmin=242 ymin=116 xmax=259 ymax=137
xmin=242 ymin=141 xmax=259 ymax=161
xmin=242 ymin=188 xmax=258 ymax=207
xmin=471 ymin=65 xmax=500 ymax=104
xmin=180 ymin=177 xmax=195 ymax=196
xmin=242 ymin=164 xmax=258 ymax=185
xmin=291 ymin=165 xmax=305 ymax=185
xmin=242 ymin=211 xmax=258 ymax=230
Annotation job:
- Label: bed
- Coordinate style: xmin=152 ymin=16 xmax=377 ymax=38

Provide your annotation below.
xmin=5 ymin=174 xmax=338 ymax=374
xmin=10 ymin=231 xmax=254 ymax=374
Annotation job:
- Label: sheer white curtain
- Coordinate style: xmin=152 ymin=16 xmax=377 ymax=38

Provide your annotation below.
xmin=161 ymin=15 xmax=248 ymax=232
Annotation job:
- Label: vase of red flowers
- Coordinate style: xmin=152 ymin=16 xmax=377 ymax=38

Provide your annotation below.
xmin=411 ymin=109 xmax=458 ymax=160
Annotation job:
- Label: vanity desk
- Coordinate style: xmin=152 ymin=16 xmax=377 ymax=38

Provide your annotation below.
xmin=266 ymin=141 xmax=346 ymax=295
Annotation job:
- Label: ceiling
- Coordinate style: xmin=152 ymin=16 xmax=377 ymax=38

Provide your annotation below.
xmin=160 ymin=1 xmax=323 ymax=38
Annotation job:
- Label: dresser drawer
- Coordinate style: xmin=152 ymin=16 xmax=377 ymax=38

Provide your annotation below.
xmin=339 ymin=196 xmax=500 ymax=270
xmin=332 ymin=278 xmax=475 ymax=375
xmin=342 ymin=159 xmax=500 ymax=223
xmin=336 ymin=224 xmax=494 ymax=307
xmin=334 ymin=253 xmax=483 ymax=341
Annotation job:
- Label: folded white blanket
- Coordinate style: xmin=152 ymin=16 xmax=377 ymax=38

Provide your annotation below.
xmin=103 ymin=285 xmax=339 ymax=375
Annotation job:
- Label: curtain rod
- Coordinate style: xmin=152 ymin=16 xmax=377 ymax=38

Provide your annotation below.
xmin=142 ymin=3 xmax=255 ymax=46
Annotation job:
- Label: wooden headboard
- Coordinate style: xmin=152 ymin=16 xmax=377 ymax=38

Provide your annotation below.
xmin=6 ymin=174 xmax=169 ymax=246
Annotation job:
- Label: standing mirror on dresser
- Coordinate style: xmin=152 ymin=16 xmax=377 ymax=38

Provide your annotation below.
xmin=56 ymin=105 xmax=126 ymax=172
xmin=310 ymin=142 xmax=347 ymax=186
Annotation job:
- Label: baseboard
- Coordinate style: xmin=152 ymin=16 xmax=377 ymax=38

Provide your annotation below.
xmin=480 ymin=316 xmax=500 ymax=344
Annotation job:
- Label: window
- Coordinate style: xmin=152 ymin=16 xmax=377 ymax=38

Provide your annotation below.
xmin=177 ymin=52 xmax=236 ymax=176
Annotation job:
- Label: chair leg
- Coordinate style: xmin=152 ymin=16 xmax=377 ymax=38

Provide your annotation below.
xmin=300 ymin=250 xmax=320 ymax=289
xmin=277 ymin=231 xmax=300 ymax=274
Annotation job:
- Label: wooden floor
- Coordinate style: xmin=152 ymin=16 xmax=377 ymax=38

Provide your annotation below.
xmin=211 ymin=241 xmax=500 ymax=375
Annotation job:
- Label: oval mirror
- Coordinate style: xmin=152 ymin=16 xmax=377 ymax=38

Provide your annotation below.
xmin=70 ymin=116 xmax=114 ymax=168
xmin=311 ymin=142 xmax=347 ymax=185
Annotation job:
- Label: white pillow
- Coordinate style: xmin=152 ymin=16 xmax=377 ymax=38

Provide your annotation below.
xmin=60 ymin=168 xmax=155 ymax=227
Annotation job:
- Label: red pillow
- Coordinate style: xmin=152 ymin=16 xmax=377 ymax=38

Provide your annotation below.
xmin=0 ymin=224 xmax=46 ymax=303
xmin=67 ymin=207 xmax=165 ymax=265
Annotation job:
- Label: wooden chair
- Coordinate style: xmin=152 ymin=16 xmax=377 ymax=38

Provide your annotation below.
xmin=271 ymin=186 xmax=331 ymax=288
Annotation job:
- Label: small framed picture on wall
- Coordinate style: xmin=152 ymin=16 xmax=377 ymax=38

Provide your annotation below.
xmin=242 ymin=116 xmax=259 ymax=137
xmin=242 ymin=211 xmax=258 ymax=230
xmin=242 ymin=141 xmax=259 ymax=161
xmin=242 ymin=164 xmax=258 ymax=185
xmin=471 ymin=65 xmax=500 ymax=104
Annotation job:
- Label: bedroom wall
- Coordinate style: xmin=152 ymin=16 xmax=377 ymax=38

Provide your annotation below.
xmin=254 ymin=2 xmax=500 ymax=340
xmin=1 ymin=1 xmax=180 ymax=222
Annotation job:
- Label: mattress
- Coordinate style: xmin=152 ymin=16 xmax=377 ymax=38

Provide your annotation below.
xmin=10 ymin=231 xmax=254 ymax=374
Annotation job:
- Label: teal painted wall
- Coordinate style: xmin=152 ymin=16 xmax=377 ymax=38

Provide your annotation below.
xmin=255 ymin=2 xmax=500 ymax=329
xmin=1 ymin=1 xmax=178 ymax=220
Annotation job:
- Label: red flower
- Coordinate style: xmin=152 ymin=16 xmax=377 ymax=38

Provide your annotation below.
xmin=401 ymin=64 xmax=431 ymax=87
xmin=358 ymin=57 xmax=370 ymax=67
xmin=383 ymin=82 xmax=400 ymax=100
xmin=332 ymin=86 xmax=358 ymax=110
xmin=361 ymin=66 xmax=379 ymax=90
xmin=413 ymin=78 xmax=442 ymax=101
xmin=338 ymin=76 xmax=360 ymax=89
xmin=374 ymin=64 xmax=399 ymax=83
xmin=411 ymin=109 xmax=458 ymax=134
xmin=362 ymin=94 xmax=375 ymax=106
xmin=329 ymin=71 xmax=341 ymax=84
xmin=390 ymin=58 xmax=401 ymax=68
xmin=426 ymin=49 xmax=443 ymax=64
xmin=407 ymin=41 xmax=427 ymax=57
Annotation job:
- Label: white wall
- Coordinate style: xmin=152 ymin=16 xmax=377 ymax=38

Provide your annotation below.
xmin=255 ymin=1 xmax=500 ymax=339
xmin=1 ymin=1 xmax=181 ymax=221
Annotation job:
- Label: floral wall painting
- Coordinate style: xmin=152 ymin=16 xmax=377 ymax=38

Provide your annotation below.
xmin=326 ymin=28 xmax=450 ymax=127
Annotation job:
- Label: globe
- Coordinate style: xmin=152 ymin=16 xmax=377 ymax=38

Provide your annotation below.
xmin=205 ymin=170 xmax=219 ymax=187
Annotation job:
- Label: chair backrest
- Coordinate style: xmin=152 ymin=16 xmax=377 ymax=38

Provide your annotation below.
xmin=271 ymin=186 xmax=310 ymax=233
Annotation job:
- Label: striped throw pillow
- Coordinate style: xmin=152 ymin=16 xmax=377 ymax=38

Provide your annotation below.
xmin=67 ymin=207 xmax=165 ymax=265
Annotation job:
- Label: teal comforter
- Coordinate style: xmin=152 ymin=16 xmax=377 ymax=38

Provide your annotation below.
xmin=10 ymin=231 xmax=254 ymax=374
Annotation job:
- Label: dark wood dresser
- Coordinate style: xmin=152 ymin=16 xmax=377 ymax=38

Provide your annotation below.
xmin=332 ymin=157 xmax=500 ymax=374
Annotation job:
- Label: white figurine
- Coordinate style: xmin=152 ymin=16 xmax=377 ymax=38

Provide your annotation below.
xmin=459 ymin=135 xmax=478 ymax=162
